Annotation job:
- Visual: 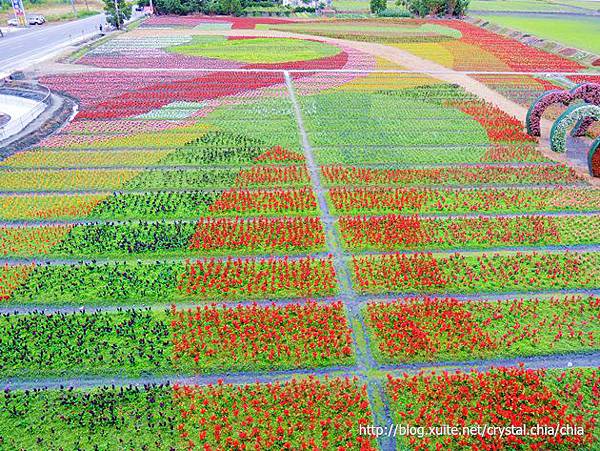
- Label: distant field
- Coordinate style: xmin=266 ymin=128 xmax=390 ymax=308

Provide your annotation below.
xmin=470 ymin=0 xmax=600 ymax=11
xmin=333 ymin=0 xmax=370 ymax=11
xmin=473 ymin=14 xmax=600 ymax=54
xmin=470 ymin=0 xmax=582 ymax=12
xmin=549 ymin=0 xmax=600 ymax=10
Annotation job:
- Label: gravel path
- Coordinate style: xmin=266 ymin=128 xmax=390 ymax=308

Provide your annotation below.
xmin=3 ymin=351 xmax=597 ymax=391
xmin=285 ymin=71 xmax=397 ymax=451
xmin=1 ymin=243 xmax=599 ymax=267
xmin=1 ymin=209 xmax=598 ymax=227
xmin=0 ymin=288 xmax=599 ymax=315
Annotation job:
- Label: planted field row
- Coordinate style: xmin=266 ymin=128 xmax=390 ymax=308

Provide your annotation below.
xmin=353 ymin=251 xmax=600 ymax=295
xmin=338 ymin=214 xmax=600 ymax=251
xmin=321 ymin=164 xmax=582 ymax=187
xmin=0 ymin=217 xmax=326 ymax=258
xmin=2 ymin=186 xmax=599 ymax=222
xmin=0 ymin=188 xmax=319 ymax=221
xmin=0 ymin=149 xmax=171 ymax=169
xmin=0 ymin=295 xmax=596 ymax=378
xmin=0 ymin=302 xmax=353 ymax=378
xmin=328 ymin=187 xmax=600 ymax=215
xmin=0 ymin=135 xmax=302 ymax=169
xmin=1 ymin=213 xmax=596 ymax=258
xmin=387 ymin=367 xmax=598 ymax=449
xmin=0 ymin=256 xmax=337 ymax=304
xmin=366 ymin=296 xmax=598 ymax=364
xmin=314 ymin=143 xmax=546 ymax=165
xmin=0 ymin=368 xmax=595 ymax=450
xmin=0 ymin=377 xmax=377 ymax=450
xmin=0 ymin=250 xmax=597 ymax=304
xmin=0 ymin=166 xmax=310 ymax=192
xmin=36 ymin=121 xmax=301 ymax=163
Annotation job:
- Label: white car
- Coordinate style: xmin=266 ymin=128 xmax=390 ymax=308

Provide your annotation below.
xmin=28 ymin=14 xmax=46 ymax=25
xmin=7 ymin=14 xmax=45 ymax=26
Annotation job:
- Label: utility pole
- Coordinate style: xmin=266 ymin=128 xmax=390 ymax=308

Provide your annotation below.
xmin=70 ymin=0 xmax=77 ymax=16
xmin=148 ymin=0 xmax=153 ymax=14
xmin=114 ymin=0 xmax=120 ymax=29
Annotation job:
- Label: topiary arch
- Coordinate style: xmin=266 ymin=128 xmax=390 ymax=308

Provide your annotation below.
xmin=526 ymin=82 xmax=600 ymax=136
xmin=549 ymin=104 xmax=600 ymax=153
xmin=589 ymin=137 xmax=600 ymax=178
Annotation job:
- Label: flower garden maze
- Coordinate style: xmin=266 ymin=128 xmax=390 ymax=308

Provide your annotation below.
xmin=0 ymin=16 xmax=598 ymax=451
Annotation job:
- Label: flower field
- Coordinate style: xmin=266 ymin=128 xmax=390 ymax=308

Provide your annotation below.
xmin=387 ymin=367 xmax=599 ymax=449
xmin=322 ymin=164 xmax=582 ymax=187
xmin=352 ymin=251 xmax=600 ymax=294
xmin=338 ymin=214 xmax=600 ymax=251
xmin=0 ymin=14 xmax=598 ymax=451
xmin=173 ymin=377 xmax=378 ymax=450
xmin=0 ymin=256 xmax=337 ymax=304
xmin=328 ymin=186 xmax=600 ymax=215
xmin=365 ymin=296 xmax=598 ymax=363
xmin=171 ymin=302 xmax=354 ymax=372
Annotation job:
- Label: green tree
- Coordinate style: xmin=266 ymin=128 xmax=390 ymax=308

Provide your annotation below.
xmin=397 ymin=0 xmax=468 ymax=16
xmin=370 ymin=0 xmax=386 ymax=13
xmin=103 ymin=0 xmax=131 ymax=29
xmin=221 ymin=0 xmax=242 ymax=14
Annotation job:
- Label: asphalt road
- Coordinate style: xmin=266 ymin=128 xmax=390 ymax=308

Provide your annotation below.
xmin=0 ymin=13 xmax=106 ymax=74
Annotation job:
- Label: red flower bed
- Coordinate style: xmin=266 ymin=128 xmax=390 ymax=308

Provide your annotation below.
xmin=76 ymin=71 xmax=286 ymax=119
xmin=173 ymin=376 xmax=377 ymax=450
xmin=234 ymin=166 xmax=310 ymax=187
xmin=208 ymin=188 xmax=318 ymax=216
xmin=438 ymin=20 xmax=584 ymax=72
xmin=188 ymin=216 xmax=325 ymax=253
xmin=321 ymin=164 xmax=580 ymax=187
xmin=352 ymin=251 xmax=599 ymax=294
xmin=171 ymin=301 xmax=353 ymax=371
xmin=337 ymin=214 xmax=576 ymax=251
xmin=444 ymin=99 xmax=536 ymax=143
xmin=177 ymin=256 xmax=337 ymax=299
xmin=367 ymin=297 xmax=496 ymax=360
xmin=592 ymin=146 xmax=600 ymax=178
xmin=328 ymin=186 xmax=600 ymax=215
xmin=387 ymin=367 xmax=598 ymax=450
xmin=254 ymin=146 xmax=304 ymax=164
xmin=568 ymin=75 xmax=600 ymax=84
xmin=365 ymin=296 xmax=598 ymax=363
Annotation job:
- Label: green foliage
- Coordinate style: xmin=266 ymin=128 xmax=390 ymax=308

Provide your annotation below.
xmin=153 ymin=0 xmax=246 ymax=14
xmin=221 ymin=0 xmax=243 ymax=14
xmin=377 ymin=6 xmax=410 ymax=15
xmin=370 ymin=0 xmax=386 ymax=13
xmin=103 ymin=0 xmax=131 ymax=28
xmin=0 ymin=385 xmax=178 ymax=450
xmin=0 ymin=309 xmax=173 ymax=378
xmin=397 ymin=0 xmax=469 ymax=16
